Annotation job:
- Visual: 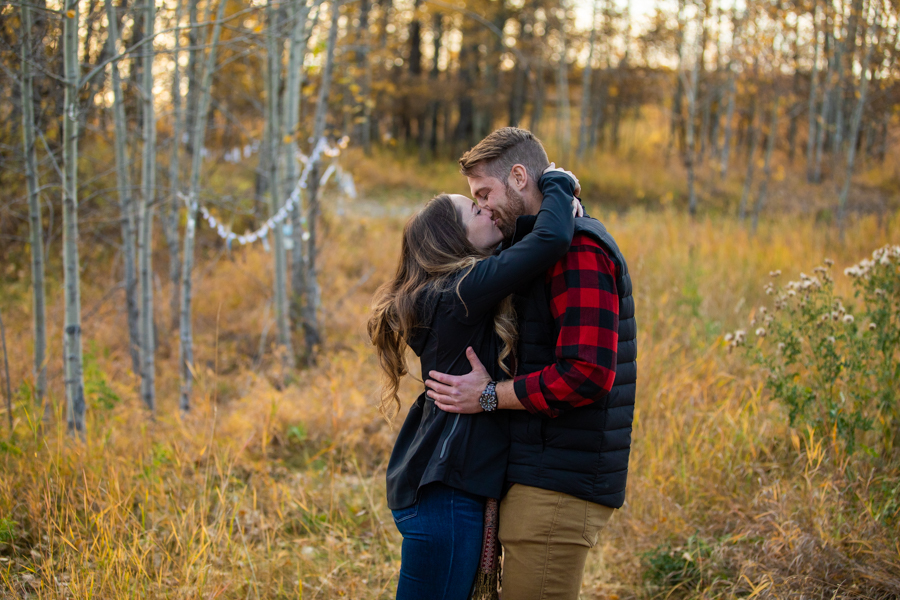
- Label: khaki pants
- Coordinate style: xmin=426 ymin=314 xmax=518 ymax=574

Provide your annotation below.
xmin=498 ymin=484 xmax=615 ymax=600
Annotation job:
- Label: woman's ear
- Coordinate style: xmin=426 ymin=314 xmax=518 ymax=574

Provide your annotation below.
xmin=508 ymin=164 xmax=528 ymax=191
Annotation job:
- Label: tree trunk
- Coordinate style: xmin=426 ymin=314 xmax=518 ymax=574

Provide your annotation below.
xmin=63 ymin=0 xmax=86 ymax=436
xmin=104 ymin=0 xmax=141 ymax=375
xmin=738 ymin=101 xmax=760 ymax=220
xmin=21 ymin=2 xmax=48 ymax=422
xmin=812 ymin=33 xmax=832 ymax=184
xmin=668 ymin=0 xmax=686 ymax=158
xmin=837 ymin=6 xmax=876 ymax=237
xmin=138 ymin=0 xmax=156 ymax=412
xmin=752 ymin=95 xmax=779 ymax=233
xmin=303 ymin=0 xmax=341 ymax=363
xmin=166 ymin=0 xmax=185 ymax=331
xmin=685 ymin=31 xmax=701 ymax=216
xmin=266 ymin=0 xmax=296 ymax=370
xmin=185 ymin=0 xmax=200 ymax=156
xmin=179 ymin=0 xmax=227 ymax=411
xmin=577 ymin=0 xmax=598 ymax=160
xmin=357 ymin=0 xmax=372 ymax=154
xmin=718 ymin=8 xmax=743 ymax=178
xmin=556 ymin=11 xmax=571 ymax=165
xmin=286 ymin=0 xmax=316 ymax=338
xmin=806 ymin=0 xmax=820 ymax=182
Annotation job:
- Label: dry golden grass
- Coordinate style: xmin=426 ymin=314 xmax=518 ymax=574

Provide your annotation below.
xmin=0 ymin=185 xmax=898 ymax=598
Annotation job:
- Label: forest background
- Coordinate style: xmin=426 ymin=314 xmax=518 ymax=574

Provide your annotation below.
xmin=0 ymin=0 xmax=898 ymax=597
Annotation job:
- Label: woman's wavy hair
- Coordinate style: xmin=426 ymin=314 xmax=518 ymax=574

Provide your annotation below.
xmin=367 ymin=194 xmax=517 ymax=422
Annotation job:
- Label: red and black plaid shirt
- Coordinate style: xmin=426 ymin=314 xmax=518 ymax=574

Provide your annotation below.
xmin=513 ymin=233 xmax=619 ymax=418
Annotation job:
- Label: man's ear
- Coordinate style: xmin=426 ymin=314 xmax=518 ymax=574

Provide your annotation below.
xmin=508 ymin=164 xmax=529 ymax=192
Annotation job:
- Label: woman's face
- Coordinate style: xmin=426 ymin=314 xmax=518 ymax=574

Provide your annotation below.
xmin=450 ymin=194 xmax=504 ymax=250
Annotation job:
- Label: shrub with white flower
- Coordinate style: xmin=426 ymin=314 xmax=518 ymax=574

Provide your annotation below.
xmin=729 ymin=244 xmax=900 ymax=457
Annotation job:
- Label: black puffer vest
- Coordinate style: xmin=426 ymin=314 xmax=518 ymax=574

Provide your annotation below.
xmin=506 ymin=216 xmax=637 ymax=508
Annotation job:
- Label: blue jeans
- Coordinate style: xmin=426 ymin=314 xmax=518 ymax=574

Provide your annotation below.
xmin=391 ymin=483 xmax=485 ymax=600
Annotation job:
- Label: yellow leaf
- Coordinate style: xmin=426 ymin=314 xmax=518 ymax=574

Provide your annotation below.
xmin=66 ymin=9 xmax=76 ymax=18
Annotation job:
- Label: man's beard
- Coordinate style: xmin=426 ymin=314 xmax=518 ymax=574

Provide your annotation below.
xmin=495 ymin=184 xmax=527 ymax=241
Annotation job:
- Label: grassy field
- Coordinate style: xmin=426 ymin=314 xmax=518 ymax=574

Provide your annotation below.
xmin=1 ymin=150 xmax=899 ymax=598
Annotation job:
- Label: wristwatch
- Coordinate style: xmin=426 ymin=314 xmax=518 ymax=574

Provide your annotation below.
xmin=479 ymin=381 xmax=498 ymax=412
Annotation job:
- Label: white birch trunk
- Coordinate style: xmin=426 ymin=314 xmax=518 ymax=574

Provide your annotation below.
xmin=286 ymin=0 xmax=317 ymax=332
xmin=556 ymin=9 xmax=571 ymax=165
xmin=302 ymin=0 xmax=341 ymax=362
xmin=738 ymin=101 xmax=760 ymax=220
xmin=718 ymin=9 xmax=743 ymax=178
xmin=837 ymin=4 xmax=876 ymax=235
xmin=577 ymin=0 xmax=598 ymax=160
xmin=806 ymin=0 xmax=820 ymax=182
xmin=684 ymin=12 xmax=702 ymax=216
xmin=166 ymin=0 xmax=185 ymax=331
xmin=62 ymin=0 xmax=86 ymax=436
xmin=752 ymin=95 xmax=779 ymax=232
xmin=266 ymin=0 xmax=296 ymax=369
xmin=179 ymin=0 xmax=227 ymax=411
xmin=104 ymin=0 xmax=141 ymax=376
xmin=21 ymin=2 xmax=48 ymax=422
xmin=139 ymin=0 xmax=157 ymax=411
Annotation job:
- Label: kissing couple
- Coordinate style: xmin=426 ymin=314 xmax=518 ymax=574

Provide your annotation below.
xmin=369 ymin=127 xmax=637 ymax=600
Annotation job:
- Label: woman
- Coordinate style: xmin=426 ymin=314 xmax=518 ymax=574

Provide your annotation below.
xmin=368 ymin=169 xmax=579 ymax=600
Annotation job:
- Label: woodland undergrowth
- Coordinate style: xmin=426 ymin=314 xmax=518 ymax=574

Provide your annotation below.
xmin=0 ymin=192 xmax=898 ymax=598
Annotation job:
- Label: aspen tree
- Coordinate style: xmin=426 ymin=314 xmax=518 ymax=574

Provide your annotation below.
xmin=265 ymin=0 xmax=296 ymax=370
xmin=139 ymin=0 xmax=157 ymax=411
xmin=165 ymin=0 xmax=185 ymax=331
xmin=684 ymin=2 xmax=702 ymax=215
xmin=62 ymin=0 xmax=86 ymax=435
xmin=21 ymin=1 xmax=48 ymax=421
xmin=285 ymin=0 xmax=318 ymax=333
xmin=577 ymin=0 xmax=599 ymax=160
xmin=179 ymin=0 xmax=227 ymax=411
xmin=837 ymin=1 xmax=877 ymax=236
xmin=753 ymin=95 xmax=780 ymax=233
xmin=555 ymin=6 xmax=571 ymax=165
xmin=806 ymin=0 xmax=821 ymax=182
xmin=739 ymin=100 xmax=760 ymax=221
xmin=302 ymin=0 xmax=341 ymax=362
xmin=718 ymin=8 xmax=744 ymax=178
xmin=105 ymin=0 xmax=141 ymax=376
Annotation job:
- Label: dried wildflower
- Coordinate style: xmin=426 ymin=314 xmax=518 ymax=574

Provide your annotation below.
xmin=787 ymin=290 xmax=797 ymax=297
xmin=724 ymin=333 xmax=734 ymax=342
xmin=759 ymin=306 xmax=767 ymax=314
xmin=826 ymin=336 xmax=836 ymax=344
xmin=777 ymin=342 xmax=786 ymax=352
xmin=869 ymin=322 xmax=877 ymax=331
xmin=769 ymin=270 xmax=782 ymax=278
xmin=756 ymin=327 xmax=766 ymax=337
xmin=824 ymin=258 xmax=834 ymax=266
xmin=820 ymin=314 xmax=830 ymax=322
xmin=843 ymin=314 xmax=854 ymax=324
xmin=875 ymin=288 xmax=886 ymax=297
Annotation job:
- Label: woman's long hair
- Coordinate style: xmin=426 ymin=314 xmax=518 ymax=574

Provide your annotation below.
xmin=367 ymin=195 xmax=517 ymax=422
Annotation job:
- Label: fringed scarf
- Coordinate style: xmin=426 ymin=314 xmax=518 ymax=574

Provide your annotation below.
xmin=472 ymin=497 xmax=501 ymax=600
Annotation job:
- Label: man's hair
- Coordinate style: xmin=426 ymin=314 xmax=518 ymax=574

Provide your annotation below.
xmin=458 ymin=127 xmax=550 ymax=185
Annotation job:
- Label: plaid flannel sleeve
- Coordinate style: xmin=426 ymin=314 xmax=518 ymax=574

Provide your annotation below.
xmin=512 ymin=233 xmax=619 ymax=418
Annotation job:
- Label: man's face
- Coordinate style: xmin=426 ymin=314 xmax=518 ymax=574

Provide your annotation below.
xmin=466 ymin=172 xmax=527 ymax=241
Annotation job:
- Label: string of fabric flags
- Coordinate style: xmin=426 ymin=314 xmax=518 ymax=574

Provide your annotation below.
xmin=180 ymin=136 xmax=355 ymax=249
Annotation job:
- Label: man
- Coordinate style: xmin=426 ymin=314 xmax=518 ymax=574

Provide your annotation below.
xmin=425 ymin=127 xmax=637 ymax=599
